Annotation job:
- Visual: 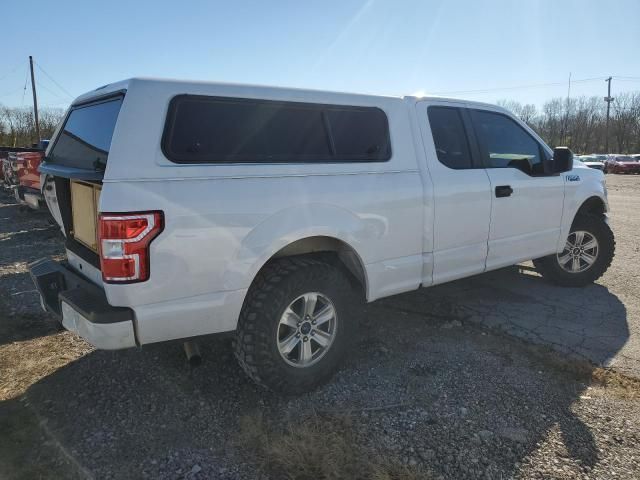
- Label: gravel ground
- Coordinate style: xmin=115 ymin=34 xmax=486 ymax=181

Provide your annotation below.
xmin=1 ymin=176 xmax=640 ymax=480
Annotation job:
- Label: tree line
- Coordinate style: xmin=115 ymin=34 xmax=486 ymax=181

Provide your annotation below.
xmin=2 ymin=90 xmax=640 ymax=153
xmin=0 ymin=105 xmax=65 ymax=148
xmin=499 ymin=91 xmax=640 ymax=154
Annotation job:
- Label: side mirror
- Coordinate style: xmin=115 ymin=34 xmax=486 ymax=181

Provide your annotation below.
xmin=544 ymin=147 xmax=573 ymax=174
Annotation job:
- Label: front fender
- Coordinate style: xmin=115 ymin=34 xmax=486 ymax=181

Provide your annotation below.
xmin=558 ymin=171 xmax=608 ymax=252
xmin=223 ymin=203 xmax=383 ymax=294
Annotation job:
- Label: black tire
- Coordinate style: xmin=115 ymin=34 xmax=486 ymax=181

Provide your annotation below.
xmin=533 ymin=214 xmax=615 ymax=287
xmin=234 ymin=256 xmax=359 ymax=394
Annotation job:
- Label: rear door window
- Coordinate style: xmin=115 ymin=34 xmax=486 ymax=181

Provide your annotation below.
xmin=48 ymin=96 xmax=123 ymax=170
xmin=427 ymin=106 xmax=473 ymax=169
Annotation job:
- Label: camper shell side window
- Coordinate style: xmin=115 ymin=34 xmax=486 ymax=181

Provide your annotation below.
xmin=161 ymin=95 xmax=392 ymax=164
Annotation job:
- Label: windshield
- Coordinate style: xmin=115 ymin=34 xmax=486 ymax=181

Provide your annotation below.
xmin=48 ymin=96 xmax=123 ymax=170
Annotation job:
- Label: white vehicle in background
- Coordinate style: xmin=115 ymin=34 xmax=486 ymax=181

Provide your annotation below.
xmin=579 ymin=155 xmax=605 ymax=171
xmin=30 ymin=78 xmax=615 ymax=393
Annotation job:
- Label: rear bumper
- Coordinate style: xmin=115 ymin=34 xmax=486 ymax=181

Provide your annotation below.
xmin=28 ymin=258 xmax=137 ymax=349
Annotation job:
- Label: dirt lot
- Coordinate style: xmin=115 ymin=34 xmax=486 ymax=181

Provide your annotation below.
xmin=1 ymin=175 xmax=640 ymax=480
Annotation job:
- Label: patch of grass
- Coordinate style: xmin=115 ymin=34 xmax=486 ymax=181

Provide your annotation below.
xmin=236 ymin=412 xmax=426 ymax=480
xmin=520 ymin=341 xmax=640 ymax=400
xmin=0 ymin=329 xmax=91 ymax=401
xmin=590 ymin=368 xmax=640 ymax=399
xmin=472 ymin=323 xmax=640 ymax=400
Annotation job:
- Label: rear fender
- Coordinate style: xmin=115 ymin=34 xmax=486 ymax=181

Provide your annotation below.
xmin=224 ymin=203 xmax=381 ymax=298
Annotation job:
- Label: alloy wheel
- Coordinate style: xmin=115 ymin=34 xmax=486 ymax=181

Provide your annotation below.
xmin=557 ymin=230 xmax=599 ymax=273
xmin=276 ymin=292 xmax=338 ymax=367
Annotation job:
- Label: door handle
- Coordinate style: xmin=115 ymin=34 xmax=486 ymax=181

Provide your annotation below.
xmin=495 ymin=185 xmax=513 ymax=198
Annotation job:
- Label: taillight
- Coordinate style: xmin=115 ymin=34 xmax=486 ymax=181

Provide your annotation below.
xmin=98 ymin=211 xmax=163 ymax=283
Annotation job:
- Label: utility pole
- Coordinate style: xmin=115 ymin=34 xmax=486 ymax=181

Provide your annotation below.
xmin=604 ymin=76 xmax=614 ymax=153
xmin=29 ymin=55 xmax=41 ymax=144
xmin=562 ymin=72 xmax=571 ymax=145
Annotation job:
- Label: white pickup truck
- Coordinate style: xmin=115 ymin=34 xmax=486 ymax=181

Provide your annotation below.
xmin=30 ymin=78 xmax=614 ymax=394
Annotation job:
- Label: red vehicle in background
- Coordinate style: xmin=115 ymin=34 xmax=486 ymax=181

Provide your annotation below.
xmin=1 ymin=144 xmax=48 ymax=209
xmin=604 ymin=154 xmax=640 ymax=174
xmin=15 ymin=150 xmax=46 ymax=209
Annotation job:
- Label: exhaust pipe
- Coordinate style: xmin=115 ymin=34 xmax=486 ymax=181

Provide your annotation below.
xmin=183 ymin=340 xmax=201 ymax=366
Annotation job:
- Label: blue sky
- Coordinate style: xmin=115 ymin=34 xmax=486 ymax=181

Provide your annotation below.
xmin=2 ymin=0 xmax=639 ymax=110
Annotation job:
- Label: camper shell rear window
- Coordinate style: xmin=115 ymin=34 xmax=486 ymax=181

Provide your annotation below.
xmin=162 ymin=95 xmax=391 ymax=163
xmin=48 ymin=95 xmax=123 ymax=170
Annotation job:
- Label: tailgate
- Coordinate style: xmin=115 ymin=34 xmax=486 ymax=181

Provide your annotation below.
xmin=40 ymin=94 xmax=124 ymax=274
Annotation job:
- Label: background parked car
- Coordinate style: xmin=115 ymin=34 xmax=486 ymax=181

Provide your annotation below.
xmin=604 ymin=154 xmax=640 ymax=174
xmin=15 ymin=150 xmax=45 ymax=209
xmin=0 ymin=145 xmax=48 ymax=209
xmin=578 ymin=155 xmax=605 ymax=171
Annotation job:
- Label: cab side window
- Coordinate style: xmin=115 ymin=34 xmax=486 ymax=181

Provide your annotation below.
xmin=427 ymin=106 xmax=473 ymax=169
xmin=471 ymin=110 xmax=545 ymax=175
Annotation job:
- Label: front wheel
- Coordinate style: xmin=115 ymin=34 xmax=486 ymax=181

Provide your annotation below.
xmin=234 ymin=257 xmax=358 ymax=394
xmin=533 ymin=214 xmax=615 ymax=287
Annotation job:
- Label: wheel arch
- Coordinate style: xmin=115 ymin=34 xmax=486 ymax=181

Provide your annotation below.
xmin=558 ymin=192 xmax=608 ymax=253
xmin=575 ymin=195 xmax=608 ymax=218
xmin=257 ymin=235 xmax=369 ymax=299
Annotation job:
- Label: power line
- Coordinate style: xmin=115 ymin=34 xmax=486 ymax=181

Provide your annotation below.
xmin=614 ymin=78 xmax=640 ymax=83
xmin=20 ymin=69 xmax=29 ymax=107
xmin=0 ymin=62 xmax=23 ymax=84
xmin=39 ymin=102 xmax=70 ymax=108
xmin=0 ymin=64 xmax=30 ymax=100
xmin=36 ymin=80 xmax=71 ymax=102
xmin=34 ymin=61 xmax=75 ymax=99
xmin=0 ymin=86 xmax=26 ymax=99
xmin=431 ymin=76 xmax=608 ymax=95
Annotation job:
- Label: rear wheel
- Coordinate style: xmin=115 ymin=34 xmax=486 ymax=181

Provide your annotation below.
xmin=234 ymin=256 xmax=358 ymax=394
xmin=533 ymin=214 xmax=614 ymax=287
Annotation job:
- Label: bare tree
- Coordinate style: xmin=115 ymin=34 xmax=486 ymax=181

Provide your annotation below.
xmin=0 ymin=105 xmax=65 ymax=147
xmin=499 ymin=93 xmax=639 ymax=153
xmin=611 ymin=92 xmax=640 ymax=153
